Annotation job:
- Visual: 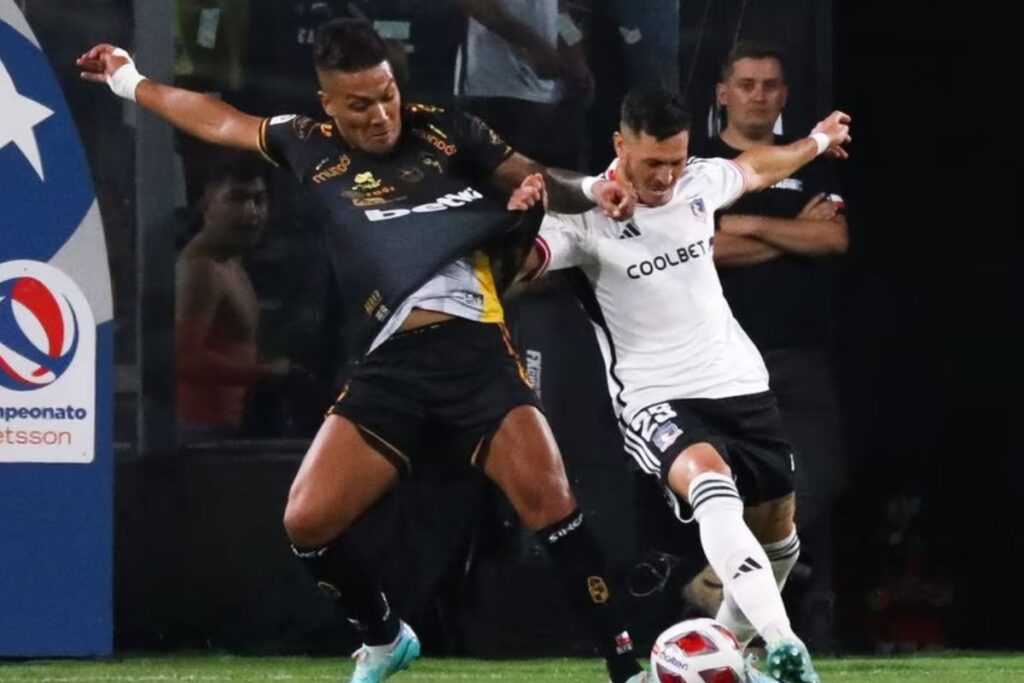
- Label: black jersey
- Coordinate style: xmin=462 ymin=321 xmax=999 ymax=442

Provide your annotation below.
xmin=258 ymin=103 xmax=541 ymax=358
xmin=693 ymin=135 xmax=846 ymax=350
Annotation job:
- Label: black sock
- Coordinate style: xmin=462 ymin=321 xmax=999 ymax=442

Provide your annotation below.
xmin=292 ymin=535 xmax=401 ymax=646
xmin=536 ymin=509 xmax=642 ymax=683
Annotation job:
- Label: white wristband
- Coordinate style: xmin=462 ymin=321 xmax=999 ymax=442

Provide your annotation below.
xmin=107 ymin=48 xmax=147 ymax=102
xmin=581 ymin=176 xmax=600 ymax=202
xmin=810 ymin=132 xmax=830 ymax=156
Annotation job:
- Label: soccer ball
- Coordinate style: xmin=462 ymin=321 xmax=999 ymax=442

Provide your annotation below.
xmin=650 ymin=618 xmax=744 ymax=683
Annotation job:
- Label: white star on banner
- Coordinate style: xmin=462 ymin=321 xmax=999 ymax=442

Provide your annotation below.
xmin=0 ymin=57 xmax=54 ymax=181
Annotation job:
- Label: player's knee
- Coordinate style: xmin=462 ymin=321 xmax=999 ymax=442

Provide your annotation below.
xmin=515 ymin=472 xmax=575 ymax=531
xmin=282 ymin=498 xmax=314 ymax=548
xmin=283 ymin=493 xmax=336 ymax=548
xmin=667 ymin=442 xmax=731 ymax=500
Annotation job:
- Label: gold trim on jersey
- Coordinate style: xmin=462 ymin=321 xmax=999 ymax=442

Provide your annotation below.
xmin=469 ymin=437 xmax=486 ymax=467
xmin=357 ymin=424 xmax=412 ymax=474
xmin=256 ymin=118 xmax=279 ymax=167
xmin=472 ymin=252 xmax=504 ymax=324
xmin=499 ymin=323 xmax=533 ymax=389
xmin=405 ymin=102 xmax=445 ymax=115
xmin=323 ymin=386 xmax=350 ymax=418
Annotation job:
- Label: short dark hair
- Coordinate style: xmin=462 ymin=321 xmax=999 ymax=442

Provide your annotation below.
xmin=204 ymin=151 xmax=265 ymax=192
xmin=620 ymin=89 xmax=692 ymax=140
xmin=313 ymin=19 xmax=389 ymax=72
xmin=720 ymin=41 xmax=787 ymax=82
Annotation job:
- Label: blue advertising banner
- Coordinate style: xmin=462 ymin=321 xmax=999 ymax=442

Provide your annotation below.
xmin=0 ymin=0 xmax=114 ymax=656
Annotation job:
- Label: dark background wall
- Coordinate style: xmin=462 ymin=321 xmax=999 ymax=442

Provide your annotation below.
xmin=832 ymin=0 xmax=1019 ymax=647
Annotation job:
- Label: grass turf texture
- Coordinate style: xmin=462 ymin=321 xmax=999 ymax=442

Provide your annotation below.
xmin=2 ymin=655 xmax=1024 ymax=681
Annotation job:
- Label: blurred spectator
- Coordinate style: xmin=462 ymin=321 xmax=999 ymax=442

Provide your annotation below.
xmin=454 ymin=0 xmax=594 ymax=168
xmin=174 ymin=0 xmax=250 ymax=92
xmin=607 ymin=0 xmax=680 ymax=91
xmin=691 ymin=41 xmax=849 ymax=650
xmin=856 ymin=491 xmax=953 ymax=652
xmin=174 ymin=152 xmax=294 ymax=439
xmin=581 ymin=0 xmax=679 ymax=184
xmin=243 ymin=1 xmax=351 ymax=113
xmin=244 ymin=1 xmax=453 ymax=114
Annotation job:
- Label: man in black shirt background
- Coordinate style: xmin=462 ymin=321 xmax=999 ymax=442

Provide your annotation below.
xmin=692 ymin=41 xmax=849 ymax=652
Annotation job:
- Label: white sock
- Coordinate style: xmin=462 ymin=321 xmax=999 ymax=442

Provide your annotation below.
xmin=715 ymin=589 xmax=757 ymax=646
xmin=716 ymin=529 xmax=801 ymax=646
xmin=765 ymin=529 xmax=801 ymax=589
xmin=689 ymin=473 xmax=795 ymax=646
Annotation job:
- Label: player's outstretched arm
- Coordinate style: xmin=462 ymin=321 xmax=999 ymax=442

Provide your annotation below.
xmin=734 ymin=110 xmax=851 ymax=193
xmin=76 ymin=43 xmax=262 ymax=151
xmin=491 ymin=153 xmax=637 ymax=219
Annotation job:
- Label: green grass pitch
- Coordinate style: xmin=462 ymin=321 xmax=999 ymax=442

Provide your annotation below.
xmin=3 ymin=654 xmax=1024 ymax=681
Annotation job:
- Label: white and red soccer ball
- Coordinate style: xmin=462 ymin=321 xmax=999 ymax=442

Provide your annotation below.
xmin=650 ymin=618 xmax=745 ymax=683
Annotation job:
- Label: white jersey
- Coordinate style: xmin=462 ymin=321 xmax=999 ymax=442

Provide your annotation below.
xmin=536 ymin=157 xmax=769 ymax=422
xmin=369 ymin=252 xmax=504 ymax=352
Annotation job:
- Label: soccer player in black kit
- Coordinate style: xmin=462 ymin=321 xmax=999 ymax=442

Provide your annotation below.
xmin=78 ymin=20 xmax=646 ymax=683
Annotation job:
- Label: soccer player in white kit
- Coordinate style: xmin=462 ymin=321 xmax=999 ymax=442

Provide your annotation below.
xmin=520 ymin=90 xmax=851 ymax=683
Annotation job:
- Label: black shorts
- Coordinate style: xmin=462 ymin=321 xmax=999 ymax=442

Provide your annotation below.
xmin=328 ymin=319 xmax=540 ymax=477
xmin=621 ymin=391 xmax=795 ymax=521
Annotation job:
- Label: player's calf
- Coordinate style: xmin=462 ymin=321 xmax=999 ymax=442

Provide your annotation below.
xmin=681 ymin=469 xmax=796 ymax=647
xmin=536 ymin=508 xmax=643 ymax=683
xmin=291 ymin=535 xmax=400 ymax=647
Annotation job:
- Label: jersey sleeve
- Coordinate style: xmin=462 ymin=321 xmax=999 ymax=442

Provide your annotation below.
xmin=686 ymin=157 xmax=748 ymax=211
xmin=449 ymin=111 xmax=515 ymax=179
xmin=257 ymin=114 xmax=318 ymax=173
xmin=534 ymin=213 xmax=591 ymax=277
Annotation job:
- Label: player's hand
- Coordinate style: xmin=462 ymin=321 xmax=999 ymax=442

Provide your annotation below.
xmin=508 ymin=173 xmax=546 ymax=211
xmin=593 ymin=178 xmax=637 ymax=220
xmin=75 ymin=44 xmax=131 ymax=84
xmin=797 ymin=193 xmax=839 ymax=221
xmin=811 ymin=111 xmax=852 ymax=159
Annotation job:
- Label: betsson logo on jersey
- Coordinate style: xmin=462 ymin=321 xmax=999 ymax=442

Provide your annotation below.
xmin=365 ymin=187 xmax=482 ymax=222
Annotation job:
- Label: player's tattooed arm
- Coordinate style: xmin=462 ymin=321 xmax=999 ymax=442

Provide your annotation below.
xmin=491 ymin=153 xmax=636 ymax=218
